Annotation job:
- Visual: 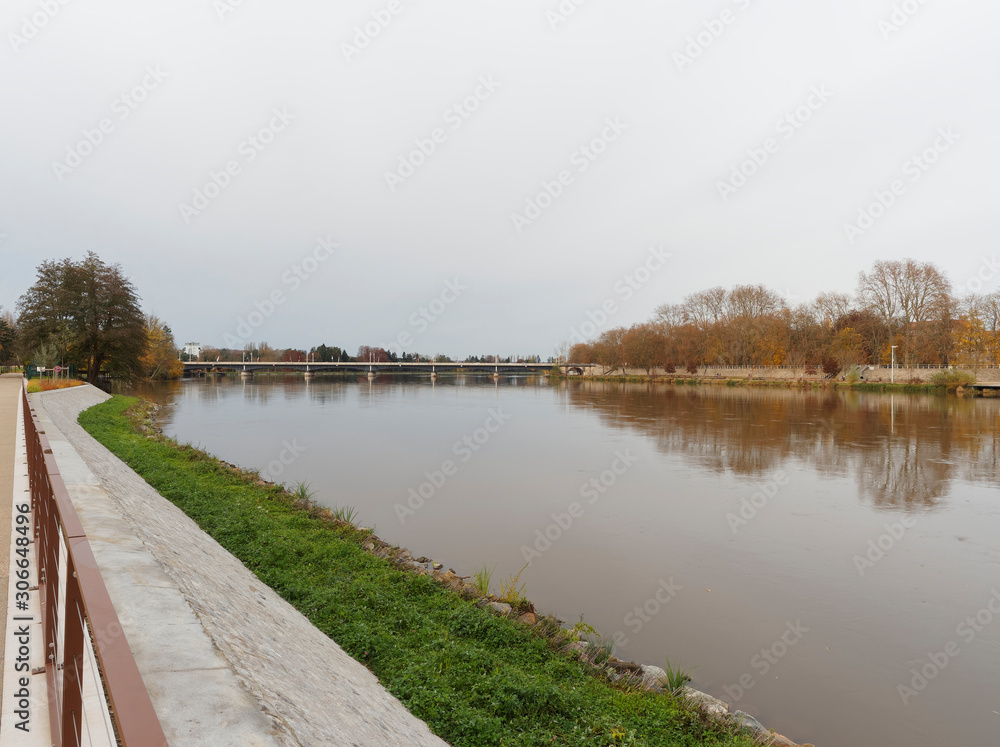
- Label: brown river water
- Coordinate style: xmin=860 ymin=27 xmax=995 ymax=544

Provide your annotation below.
xmin=134 ymin=376 xmax=1000 ymax=747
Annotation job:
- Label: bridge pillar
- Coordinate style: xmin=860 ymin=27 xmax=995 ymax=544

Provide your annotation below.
xmin=304 ymin=371 xmax=315 ymax=380
xmin=240 ymin=370 xmax=252 ymax=379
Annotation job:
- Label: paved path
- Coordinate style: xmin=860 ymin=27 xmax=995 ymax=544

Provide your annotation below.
xmin=0 ymin=375 xmax=21 ymax=712
xmin=33 ymin=385 xmax=448 ymax=747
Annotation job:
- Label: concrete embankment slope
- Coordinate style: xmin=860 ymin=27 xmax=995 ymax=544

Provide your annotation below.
xmin=33 ymin=385 xmax=448 ymax=747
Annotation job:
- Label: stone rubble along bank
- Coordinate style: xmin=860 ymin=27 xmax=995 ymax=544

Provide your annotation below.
xmin=361 ymin=541 xmax=814 ymax=747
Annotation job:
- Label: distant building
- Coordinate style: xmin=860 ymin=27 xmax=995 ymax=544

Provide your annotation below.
xmin=183 ymin=342 xmax=202 ymax=359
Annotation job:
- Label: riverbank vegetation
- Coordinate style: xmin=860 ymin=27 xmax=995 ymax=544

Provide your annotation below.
xmin=80 ymin=395 xmax=760 ymax=747
xmin=570 ymin=374 xmax=972 ymax=396
xmin=570 ymin=259 xmax=1000 ymax=377
xmin=26 ymin=378 xmax=85 ymax=393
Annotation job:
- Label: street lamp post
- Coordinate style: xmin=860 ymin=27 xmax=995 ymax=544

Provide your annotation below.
xmin=891 ymin=345 xmax=897 ymax=383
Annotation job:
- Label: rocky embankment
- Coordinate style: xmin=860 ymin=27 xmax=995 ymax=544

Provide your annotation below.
xmin=359 ymin=537 xmax=814 ymax=747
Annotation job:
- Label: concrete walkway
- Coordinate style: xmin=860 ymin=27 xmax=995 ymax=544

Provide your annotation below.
xmin=31 ymin=385 xmax=448 ymax=747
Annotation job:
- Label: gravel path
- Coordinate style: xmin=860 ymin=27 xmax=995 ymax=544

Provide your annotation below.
xmin=36 ymin=385 xmax=448 ymax=747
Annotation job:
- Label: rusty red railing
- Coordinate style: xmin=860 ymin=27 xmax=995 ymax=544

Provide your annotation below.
xmin=22 ymin=382 xmax=167 ymax=746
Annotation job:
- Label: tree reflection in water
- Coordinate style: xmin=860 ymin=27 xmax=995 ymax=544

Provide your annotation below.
xmin=563 ymin=383 xmax=1000 ymax=511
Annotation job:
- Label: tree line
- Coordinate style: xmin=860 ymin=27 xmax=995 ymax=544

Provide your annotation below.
xmin=1 ymin=255 xmax=551 ymax=380
xmin=2 ymin=253 xmax=185 ymax=382
xmin=207 ymin=344 xmax=546 ymax=365
xmin=569 ymin=259 xmax=1000 ymax=375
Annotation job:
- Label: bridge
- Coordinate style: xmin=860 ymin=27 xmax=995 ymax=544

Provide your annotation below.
xmin=183 ymin=361 xmax=596 ymax=377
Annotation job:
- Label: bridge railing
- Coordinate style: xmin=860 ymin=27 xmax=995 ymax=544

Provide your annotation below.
xmin=23 ymin=382 xmax=166 ymax=746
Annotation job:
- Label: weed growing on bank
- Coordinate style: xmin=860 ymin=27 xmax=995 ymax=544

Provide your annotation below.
xmin=79 ymin=396 xmax=759 ymax=747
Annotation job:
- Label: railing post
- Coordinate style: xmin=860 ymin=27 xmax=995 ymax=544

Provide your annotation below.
xmin=61 ymin=555 xmax=85 ymax=747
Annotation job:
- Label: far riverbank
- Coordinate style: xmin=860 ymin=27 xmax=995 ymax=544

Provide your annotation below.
xmin=561 ymin=365 xmax=997 ymax=395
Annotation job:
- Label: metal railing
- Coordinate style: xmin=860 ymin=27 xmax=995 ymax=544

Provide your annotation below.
xmin=22 ymin=382 xmax=167 ymax=746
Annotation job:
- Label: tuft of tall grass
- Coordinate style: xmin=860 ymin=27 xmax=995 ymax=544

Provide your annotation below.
xmin=663 ymin=657 xmax=693 ymax=694
xmin=473 ymin=564 xmax=495 ymax=596
xmin=331 ymin=504 xmax=358 ymax=524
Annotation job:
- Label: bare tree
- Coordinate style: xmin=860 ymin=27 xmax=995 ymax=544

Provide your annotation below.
xmin=857 ymin=260 xmax=903 ymax=358
xmin=653 ymin=302 xmax=685 ymax=328
xmin=592 ymin=327 xmax=627 ymax=374
xmin=897 ymin=259 xmax=952 ymax=365
xmin=568 ymin=342 xmax=593 ymax=362
xmin=682 ymin=286 xmax=727 ymax=327
xmin=814 ymin=292 xmax=854 ymax=327
xmin=623 ymin=323 xmax=666 ymax=376
xmin=857 ymin=259 xmax=952 ymax=366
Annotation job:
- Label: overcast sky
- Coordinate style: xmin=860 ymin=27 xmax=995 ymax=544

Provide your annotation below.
xmin=2 ymin=0 xmax=998 ymax=358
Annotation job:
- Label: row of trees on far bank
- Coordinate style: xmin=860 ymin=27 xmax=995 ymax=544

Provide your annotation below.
xmin=200 ymin=343 xmax=545 ymax=366
xmin=569 ymin=259 xmax=1000 ymax=375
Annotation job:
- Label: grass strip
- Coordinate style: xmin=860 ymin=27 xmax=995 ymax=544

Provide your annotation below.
xmin=79 ymin=396 xmax=759 ymax=747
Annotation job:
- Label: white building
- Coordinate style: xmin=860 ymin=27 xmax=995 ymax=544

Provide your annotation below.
xmin=183 ymin=342 xmax=202 ymax=359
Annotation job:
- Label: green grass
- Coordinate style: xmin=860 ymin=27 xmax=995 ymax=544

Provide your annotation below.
xmin=79 ymin=396 xmax=758 ymax=747
xmin=663 ymin=659 xmax=694 ymax=695
xmin=473 ymin=564 xmax=496 ymax=596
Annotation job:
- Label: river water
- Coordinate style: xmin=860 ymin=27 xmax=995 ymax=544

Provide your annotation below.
xmin=134 ymin=375 xmax=1000 ymax=746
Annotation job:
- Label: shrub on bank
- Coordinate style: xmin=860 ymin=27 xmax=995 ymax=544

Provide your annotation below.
xmin=930 ymin=369 xmax=976 ymax=390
